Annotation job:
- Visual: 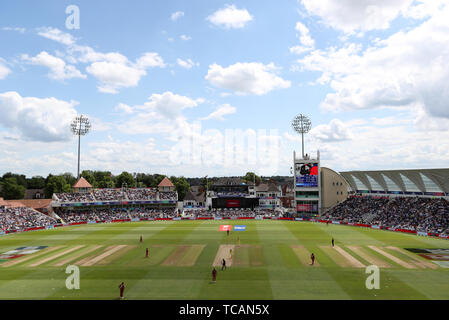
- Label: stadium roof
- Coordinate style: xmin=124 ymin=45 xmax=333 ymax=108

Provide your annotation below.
xmin=158 ymin=177 xmax=174 ymax=187
xmin=340 ymin=168 xmax=449 ymax=195
xmin=73 ymin=177 xmax=92 ymax=189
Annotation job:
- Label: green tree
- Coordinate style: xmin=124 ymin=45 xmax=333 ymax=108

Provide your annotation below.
xmin=2 ymin=172 xmax=27 ymax=188
xmin=171 ymin=176 xmax=190 ymax=201
xmin=243 ymin=172 xmax=261 ymax=185
xmin=0 ymin=177 xmax=25 ymax=200
xmin=44 ymin=176 xmax=72 ymax=198
xmin=115 ymin=171 xmax=136 ymax=188
xmin=26 ymin=176 xmax=46 ymax=189
xmin=61 ymin=172 xmax=77 ymax=186
xmin=81 ymin=170 xmax=97 ymax=187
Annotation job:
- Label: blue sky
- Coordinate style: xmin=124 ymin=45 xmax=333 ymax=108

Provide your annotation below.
xmin=1 ymin=0 xmax=449 ymax=178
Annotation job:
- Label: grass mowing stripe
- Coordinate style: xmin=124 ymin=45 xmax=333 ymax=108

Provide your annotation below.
xmin=53 ymin=245 xmax=103 ymax=267
xmin=333 ymin=246 xmax=365 ymax=268
xmin=368 ymin=246 xmax=416 ymax=269
xmin=29 ymin=245 xmax=85 ymax=267
xmin=385 ymin=246 xmax=438 ymax=269
xmin=97 ymin=245 xmax=137 ymax=266
xmin=1 ymin=246 xmax=63 ymax=267
xmin=81 ymin=245 xmax=128 ymax=266
xmin=177 ymin=245 xmax=205 ymax=266
xmin=347 ymin=246 xmax=391 ymax=268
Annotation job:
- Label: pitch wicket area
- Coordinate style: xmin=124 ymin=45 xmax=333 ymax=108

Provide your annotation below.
xmin=213 ymin=244 xmax=235 ymax=267
xmin=291 ymin=245 xmax=320 ymax=266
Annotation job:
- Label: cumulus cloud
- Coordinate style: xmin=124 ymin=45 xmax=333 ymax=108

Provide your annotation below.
xmin=171 ymin=11 xmax=184 ymax=21
xmin=309 ymin=119 xmax=353 ymax=142
xmin=177 ymin=58 xmax=199 ymax=69
xmin=137 ymin=91 xmax=204 ymax=119
xmin=205 ymin=62 xmax=291 ymax=95
xmin=0 ymin=91 xmax=78 ymax=142
xmin=207 ymin=4 xmax=253 ymax=29
xmin=290 ymin=21 xmax=315 ymax=55
xmin=22 ymin=51 xmax=86 ymax=81
xmin=35 ymin=27 xmax=165 ymax=93
xmin=297 ymin=3 xmax=449 ymax=119
xmin=201 ymin=104 xmax=236 ymax=121
xmin=301 ymin=0 xmax=413 ymax=34
xmin=85 ymin=52 xmax=165 ymax=93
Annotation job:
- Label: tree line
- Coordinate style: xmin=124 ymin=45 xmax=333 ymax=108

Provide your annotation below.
xmin=0 ymin=171 xmax=289 ymax=201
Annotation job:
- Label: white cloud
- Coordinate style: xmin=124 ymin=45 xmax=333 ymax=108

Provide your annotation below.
xmin=301 ymin=0 xmax=414 ymax=34
xmin=35 ymin=27 xmax=165 ymax=93
xmin=309 ymin=119 xmax=353 ymax=142
xmin=290 ymin=21 xmax=315 ymax=55
xmin=85 ymin=52 xmax=165 ymax=93
xmin=114 ymin=103 xmax=134 ymax=114
xmin=0 ymin=59 xmax=11 ymax=79
xmin=205 ymin=62 xmax=291 ymax=95
xmin=2 ymin=27 xmax=25 ymax=33
xmin=171 ymin=11 xmax=184 ymax=21
xmin=180 ymin=34 xmax=192 ymax=41
xmin=201 ymin=104 xmax=237 ymax=121
xmin=207 ymin=5 xmax=253 ymax=29
xmin=37 ymin=27 xmax=75 ymax=45
xmin=22 ymin=51 xmax=86 ymax=81
xmin=0 ymin=91 xmax=78 ymax=142
xmin=297 ymin=3 xmax=449 ymax=119
xmin=177 ymin=58 xmax=199 ymax=69
xmin=137 ymin=91 xmax=204 ymax=119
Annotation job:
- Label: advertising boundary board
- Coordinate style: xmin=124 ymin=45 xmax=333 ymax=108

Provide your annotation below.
xmin=0 ymin=216 xmax=447 ymax=240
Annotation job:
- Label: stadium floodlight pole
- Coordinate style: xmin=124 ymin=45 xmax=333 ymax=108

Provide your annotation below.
xmin=291 ymin=114 xmax=312 ymax=159
xmin=71 ymin=115 xmax=91 ymax=179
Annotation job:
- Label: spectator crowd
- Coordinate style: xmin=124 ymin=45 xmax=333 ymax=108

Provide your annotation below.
xmin=0 ymin=206 xmax=56 ymax=232
xmin=324 ymin=196 xmax=449 ymax=235
xmin=55 ymin=188 xmax=176 ymax=203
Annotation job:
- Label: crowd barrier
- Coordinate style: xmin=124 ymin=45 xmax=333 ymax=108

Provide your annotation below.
xmin=1 ymin=216 xmax=447 ymax=240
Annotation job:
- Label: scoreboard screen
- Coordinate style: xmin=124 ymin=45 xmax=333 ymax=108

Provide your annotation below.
xmin=295 ymin=163 xmax=319 ymax=187
xmin=212 ymin=197 xmax=259 ymax=209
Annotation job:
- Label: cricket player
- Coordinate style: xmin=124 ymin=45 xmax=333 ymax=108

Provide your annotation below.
xmin=227 ymin=229 xmax=230 ymax=236
xmin=332 ymin=238 xmax=334 ymax=247
xmin=212 ymin=268 xmax=217 ymax=282
xmin=221 ymin=258 xmax=227 ymax=271
xmin=145 ymin=248 xmax=149 ymax=258
xmin=311 ymin=253 xmax=315 ymax=266
xmin=119 ymin=282 xmax=125 ymax=299
xmin=140 ymin=235 xmax=143 ymax=243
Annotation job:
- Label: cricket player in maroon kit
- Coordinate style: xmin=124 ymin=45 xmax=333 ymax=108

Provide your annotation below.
xmin=212 ymin=268 xmax=217 ymax=282
xmin=140 ymin=236 xmax=142 ymax=243
xmin=119 ymin=282 xmax=125 ymax=299
xmin=311 ymin=253 xmax=315 ymax=265
xmin=145 ymin=248 xmax=149 ymax=258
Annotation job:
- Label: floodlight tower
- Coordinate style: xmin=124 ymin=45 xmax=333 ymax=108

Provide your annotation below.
xmin=291 ymin=114 xmax=312 ymax=159
xmin=71 ymin=115 xmax=91 ymax=179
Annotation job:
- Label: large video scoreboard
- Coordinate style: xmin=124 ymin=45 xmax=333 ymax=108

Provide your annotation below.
xmin=212 ymin=197 xmax=259 ymax=209
xmin=294 ymin=153 xmax=321 ymax=217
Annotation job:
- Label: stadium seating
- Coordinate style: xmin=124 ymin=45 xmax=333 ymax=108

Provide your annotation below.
xmin=324 ymin=196 xmax=449 ymax=235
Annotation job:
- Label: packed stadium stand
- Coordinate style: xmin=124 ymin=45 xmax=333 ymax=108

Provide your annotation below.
xmin=323 ymin=196 xmax=449 ymax=236
xmin=0 ymin=204 xmax=57 ymax=233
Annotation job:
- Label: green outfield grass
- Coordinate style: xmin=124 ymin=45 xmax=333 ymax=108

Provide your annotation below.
xmin=0 ymin=220 xmax=448 ymax=300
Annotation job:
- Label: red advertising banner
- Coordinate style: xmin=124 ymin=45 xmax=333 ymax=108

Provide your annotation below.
xmin=226 ymin=200 xmax=240 ymax=207
xmin=219 ymin=225 xmax=232 ymax=231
